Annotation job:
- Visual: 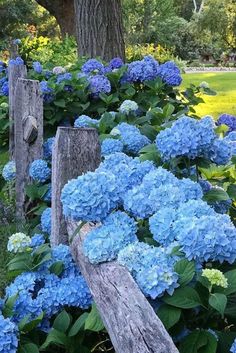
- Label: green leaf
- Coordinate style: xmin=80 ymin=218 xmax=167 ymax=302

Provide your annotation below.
xmin=19 ymin=343 xmax=39 ymax=353
xmin=217 ymin=269 xmax=236 ymax=295
xmin=227 ymin=184 xmax=236 ymax=200
xmin=54 ymin=99 xmax=66 ymax=108
xmin=157 ymin=305 xmax=181 ymax=330
xmin=163 ymin=103 xmax=175 ymax=118
xmin=209 ymin=293 xmax=227 ymax=317
xmin=85 ymin=303 xmax=104 ymax=332
xmin=2 ymin=294 xmax=18 ymax=317
xmin=53 ymin=310 xmax=72 ymax=333
xmin=203 ymin=188 xmax=229 ymax=202
xmin=163 ymin=287 xmax=203 ymax=309
xmin=217 ymin=331 xmax=236 ymax=353
xmin=180 ymin=330 xmax=217 ymax=353
xmin=40 ymin=328 xmax=69 ymax=349
xmin=174 ymin=259 xmax=195 ymax=286
xmin=68 ymin=312 xmax=89 ymax=337
xmin=139 ymin=124 xmax=158 ymax=141
xmin=20 ymin=312 xmax=44 ymax=333
xmin=49 ymin=261 xmax=65 ymax=276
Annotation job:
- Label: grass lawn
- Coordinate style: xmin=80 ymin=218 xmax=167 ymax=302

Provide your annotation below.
xmin=182 ymin=72 xmax=236 ymax=119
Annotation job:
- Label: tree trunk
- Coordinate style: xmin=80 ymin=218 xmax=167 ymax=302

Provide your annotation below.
xmin=35 ymin=0 xmax=76 ymax=37
xmin=74 ymin=0 xmax=125 ymax=61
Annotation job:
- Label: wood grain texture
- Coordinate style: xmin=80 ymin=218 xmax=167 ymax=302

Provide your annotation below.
xmin=14 ymin=78 xmax=43 ymax=220
xmin=74 ymin=0 xmax=125 ymax=60
xmin=51 ymin=127 xmax=101 ymax=247
xmin=8 ymin=64 xmax=27 ymax=158
xmin=69 ymin=222 xmax=179 ymax=353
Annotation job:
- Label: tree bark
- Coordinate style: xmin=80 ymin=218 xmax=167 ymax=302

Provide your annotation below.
xmin=35 ymin=0 xmax=76 ymax=37
xmin=74 ymin=0 xmax=125 ymax=61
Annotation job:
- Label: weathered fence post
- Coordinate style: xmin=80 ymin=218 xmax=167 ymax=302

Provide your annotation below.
xmin=8 ymin=62 xmax=27 ymax=158
xmin=51 ymin=127 xmax=179 ymax=353
xmin=14 ymin=78 xmax=43 ymax=220
xmin=51 ymin=127 xmax=101 ymax=247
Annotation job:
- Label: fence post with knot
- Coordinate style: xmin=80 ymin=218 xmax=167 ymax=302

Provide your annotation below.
xmin=51 ymin=127 xmax=179 ymax=353
xmin=14 ymin=78 xmax=43 ymax=220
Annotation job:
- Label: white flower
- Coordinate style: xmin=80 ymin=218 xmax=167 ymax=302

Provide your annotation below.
xmin=7 ymin=233 xmax=31 ymax=253
xmin=52 ymin=66 xmax=66 ymax=75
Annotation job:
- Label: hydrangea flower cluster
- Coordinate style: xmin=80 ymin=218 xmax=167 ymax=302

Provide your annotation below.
xmin=41 ymin=207 xmax=51 ymax=234
xmin=39 ymin=81 xmax=54 ymax=103
xmin=123 ymin=55 xmax=159 ymax=83
xmin=83 ymin=211 xmax=137 ymax=264
xmin=43 ymin=137 xmax=55 ymax=160
xmin=118 ymin=242 xmax=179 ymax=299
xmin=0 ymin=78 xmax=9 ymax=96
xmin=74 ymin=115 xmax=99 ymax=128
xmin=52 ymin=66 xmax=66 ymax=75
xmin=119 ymin=100 xmax=139 ymax=115
xmin=29 ymin=159 xmax=51 ymax=183
xmin=108 ymin=57 xmax=124 ymax=70
xmin=56 ymin=72 xmax=72 ymax=84
xmin=43 ymin=184 xmax=52 ymax=202
xmin=61 ymin=171 xmax=119 ymax=222
xmin=7 ymin=233 xmax=32 ymax=253
xmin=231 ymin=339 xmax=236 ymax=353
xmin=81 ymin=59 xmax=104 ymax=75
xmin=8 ymin=56 xmax=24 ymax=66
xmin=33 ymin=61 xmax=43 ymax=74
xmin=101 ymin=138 xmax=123 ymax=156
xmin=111 ymin=122 xmax=150 ymax=154
xmin=202 ymin=269 xmax=228 ymax=288
xmin=225 ymin=131 xmax=236 ymax=155
xmin=2 ymin=161 xmax=16 ymax=181
xmin=199 ymin=182 xmax=232 ymax=214
xmin=88 ymin=74 xmax=111 ymax=97
xmin=0 ymin=315 xmax=18 ymax=353
xmin=156 ymin=115 xmax=232 ymax=165
xmin=217 ymin=113 xmax=236 ymax=132
xmin=157 ymin=61 xmax=182 ymax=86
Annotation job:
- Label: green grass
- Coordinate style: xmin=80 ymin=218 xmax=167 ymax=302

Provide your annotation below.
xmin=0 ymin=224 xmax=15 ymax=297
xmin=182 ymin=72 xmax=236 ymax=119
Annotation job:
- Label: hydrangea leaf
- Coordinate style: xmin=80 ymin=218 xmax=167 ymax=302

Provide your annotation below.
xmin=68 ymin=312 xmax=89 ymax=337
xmin=174 ymin=259 xmax=195 ymax=287
xmin=179 ymin=330 xmax=217 ymax=353
xmin=19 ymin=343 xmax=39 ymax=353
xmin=157 ymin=304 xmax=181 ymax=330
xmin=203 ymin=188 xmax=229 ymax=202
xmin=85 ymin=303 xmax=104 ymax=332
xmin=49 ymin=261 xmax=65 ymax=276
xmin=163 ymin=287 xmax=203 ymax=309
xmin=40 ymin=328 xmax=70 ymax=350
xmin=20 ymin=312 xmax=44 ymax=333
xmin=209 ymin=293 xmax=227 ymax=317
xmin=53 ymin=310 xmax=72 ymax=333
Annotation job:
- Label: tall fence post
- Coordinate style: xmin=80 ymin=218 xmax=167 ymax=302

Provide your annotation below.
xmin=8 ymin=63 xmax=27 ymax=159
xmin=14 ymin=78 xmax=43 ymax=220
xmin=51 ymin=127 xmax=179 ymax=353
xmin=51 ymin=127 xmax=101 ymax=247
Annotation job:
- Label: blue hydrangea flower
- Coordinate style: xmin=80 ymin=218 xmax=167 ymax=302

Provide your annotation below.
xmin=50 ymin=244 xmax=81 ymax=278
xmin=0 ymin=61 xmax=6 ymax=73
xmin=109 ymin=57 xmax=124 ymax=69
xmin=111 ymin=122 xmax=150 ymax=154
xmin=56 ymin=72 xmax=72 ymax=84
xmin=40 ymin=81 xmax=54 ymax=103
xmin=199 ymin=179 xmax=212 ymax=193
xmin=101 ymin=138 xmax=123 ymax=156
xmin=225 ymin=131 xmax=236 ymax=142
xmin=157 ymin=61 xmax=182 ymax=86
xmin=119 ymin=100 xmax=139 ymax=115
xmin=204 ymin=138 xmax=232 ymax=165
xmin=0 ymin=315 xmax=18 ymax=353
xmin=13 ymin=39 xmax=21 ymax=45
xmin=29 ymin=159 xmax=51 ymax=183
xmin=31 ymin=234 xmax=45 ymax=248
xmin=217 ymin=113 xmax=236 ymax=132
xmin=8 ymin=56 xmax=24 ymax=65
xmin=88 ymin=74 xmax=111 ymax=97
xmin=81 ymin=59 xmax=104 ymax=75
xmin=118 ymin=242 xmax=179 ymax=299
xmin=61 ymin=171 xmax=119 ymax=222
xmin=41 ymin=207 xmax=51 ymax=234
xmin=83 ymin=211 xmax=137 ymax=264
xmin=43 ymin=137 xmax=55 ymax=160
xmin=33 ymin=61 xmax=43 ymax=74
xmin=156 ymin=116 xmax=216 ymax=161
xmin=230 ymin=338 xmax=236 ymax=353
xmin=74 ymin=115 xmax=99 ymax=128
xmin=0 ymin=80 xmax=9 ymax=96
xmin=123 ymin=56 xmax=159 ymax=83
xmin=43 ymin=184 xmax=52 ymax=202
xmin=2 ymin=161 xmax=16 ymax=181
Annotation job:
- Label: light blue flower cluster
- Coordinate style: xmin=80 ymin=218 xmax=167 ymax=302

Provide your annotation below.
xmin=2 ymin=161 xmax=16 ymax=181
xmin=118 ymin=242 xmax=179 ymax=299
xmin=74 ymin=115 xmax=99 ymax=128
xmin=156 ymin=115 xmax=232 ymax=164
xmin=88 ymin=74 xmax=111 ymax=97
xmin=51 ymin=244 xmax=81 ymax=277
xmin=56 ymin=72 xmax=72 ymax=84
xmin=230 ymin=338 xmax=236 ymax=353
xmin=39 ymin=80 xmax=54 ymax=103
xmin=8 ymin=56 xmax=24 ymax=66
xmin=61 ymin=171 xmax=119 ymax=222
xmin=111 ymin=122 xmax=150 ymax=154
xmin=101 ymin=138 xmax=123 ymax=156
xmin=33 ymin=61 xmax=43 ymax=74
xmin=157 ymin=61 xmax=182 ymax=86
xmin=82 ymin=59 xmax=104 ymax=75
xmin=31 ymin=234 xmax=45 ymax=248
xmin=119 ymin=100 xmax=139 ymax=115
xmin=43 ymin=137 xmax=55 ymax=160
xmin=0 ymin=315 xmax=18 ymax=353
xmin=217 ymin=113 xmax=236 ymax=132
xmin=224 ymin=131 xmax=236 ymax=155
xmin=199 ymin=182 xmax=232 ymax=214
xmin=29 ymin=159 xmax=51 ymax=183
xmin=41 ymin=207 xmax=51 ymax=234
xmin=83 ymin=211 xmax=137 ymax=264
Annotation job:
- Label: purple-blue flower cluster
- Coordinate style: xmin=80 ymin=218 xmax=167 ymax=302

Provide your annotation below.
xmin=157 ymin=61 xmax=182 ymax=86
xmin=83 ymin=211 xmax=137 ymax=264
xmin=29 ymin=159 xmax=51 ymax=183
xmin=88 ymin=74 xmax=111 ymax=97
xmin=40 ymin=81 xmax=54 ymax=103
xmin=33 ymin=61 xmax=43 ymax=74
xmin=82 ymin=59 xmax=104 ymax=75
xmin=123 ymin=55 xmax=159 ymax=83
xmin=8 ymin=56 xmax=24 ymax=66
xmin=0 ymin=77 xmax=9 ymax=96
xmin=43 ymin=137 xmax=55 ymax=160
xmin=31 ymin=234 xmax=45 ymax=248
xmin=217 ymin=113 xmax=236 ymax=132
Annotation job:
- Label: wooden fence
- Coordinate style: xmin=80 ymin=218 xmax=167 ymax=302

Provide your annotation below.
xmin=9 ymin=62 xmax=179 ymax=353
